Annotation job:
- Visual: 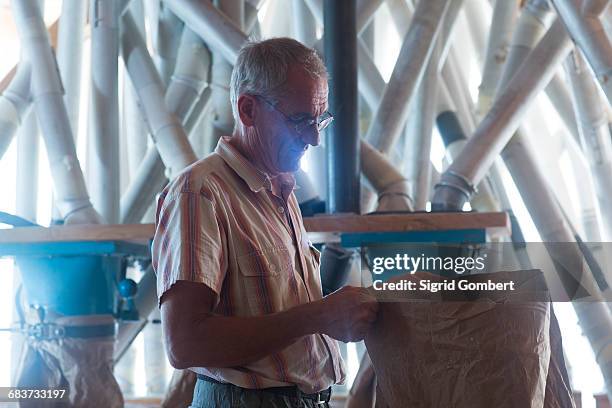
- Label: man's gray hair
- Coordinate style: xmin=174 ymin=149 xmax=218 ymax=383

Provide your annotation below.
xmin=230 ymin=37 xmax=327 ymax=130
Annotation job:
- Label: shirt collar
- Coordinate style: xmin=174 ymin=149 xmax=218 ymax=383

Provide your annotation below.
xmin=215 ymin=136 xmax=296 ymax=195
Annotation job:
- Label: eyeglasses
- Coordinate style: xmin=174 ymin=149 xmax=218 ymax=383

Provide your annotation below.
xmin=255 ymin=95 xmax=334 ymax=135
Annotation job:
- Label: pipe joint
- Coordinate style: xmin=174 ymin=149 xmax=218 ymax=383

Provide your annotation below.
xmin=431 ymin=171 xmax=475 ymax=211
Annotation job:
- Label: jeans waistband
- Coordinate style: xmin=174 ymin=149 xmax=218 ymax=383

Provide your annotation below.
xmin=196 ymin=373 xmax=331 ymax=404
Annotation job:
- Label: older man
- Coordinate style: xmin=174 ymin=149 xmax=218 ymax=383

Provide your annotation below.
xmin=152 ymin=38 xmax=378 ymax=408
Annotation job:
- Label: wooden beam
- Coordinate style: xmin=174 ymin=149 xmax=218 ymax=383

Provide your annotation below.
xmin=0 ymin=212 xmax=510 ymax=244
xmin=302 ymin=212 xmax=510 ymax=234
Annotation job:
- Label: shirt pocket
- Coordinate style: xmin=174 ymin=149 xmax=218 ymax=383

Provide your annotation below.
xmin=236 ymin=246 xmax=293 ymax=313
xmin=237 ymin=246 xmax=292 ymax=276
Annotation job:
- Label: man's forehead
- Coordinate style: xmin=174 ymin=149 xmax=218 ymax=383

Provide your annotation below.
xmin=283 ymin=66 xmax=328 ymax=102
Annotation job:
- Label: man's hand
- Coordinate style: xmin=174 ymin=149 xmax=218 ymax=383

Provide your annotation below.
xmin=316 ymin=286 xmax=379 ymax=343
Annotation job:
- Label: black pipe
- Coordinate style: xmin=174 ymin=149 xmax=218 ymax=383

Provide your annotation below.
xmin=324 ymin=0 xmax=359 ymax=214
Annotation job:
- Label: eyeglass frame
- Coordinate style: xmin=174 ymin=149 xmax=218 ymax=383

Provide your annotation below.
xmin=253 ymin=94 xmax=334 ymax=135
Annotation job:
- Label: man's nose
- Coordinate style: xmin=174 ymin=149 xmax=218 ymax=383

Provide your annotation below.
xmin=300 ymin=126 xmax=320 ymax=147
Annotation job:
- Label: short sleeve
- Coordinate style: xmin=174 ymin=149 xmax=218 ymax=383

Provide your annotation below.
xmin=151 ymin=191 xmax=227 ymax=306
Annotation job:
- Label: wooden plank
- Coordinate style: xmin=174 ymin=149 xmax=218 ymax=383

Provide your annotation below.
xmin=302 ymin=212 xmax=510 ymax=234
xmin=0 ymin=224 xmax=155 ymax=244
xmin=0 ymin=212 xmax=509 ymax=244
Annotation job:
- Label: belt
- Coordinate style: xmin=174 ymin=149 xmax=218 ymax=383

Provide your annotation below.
xmin=196 ymin=374 xmax=332 ymax=404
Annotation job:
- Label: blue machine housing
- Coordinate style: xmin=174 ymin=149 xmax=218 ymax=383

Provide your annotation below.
xmin=0 ymin=241 xmax=149 ymax=317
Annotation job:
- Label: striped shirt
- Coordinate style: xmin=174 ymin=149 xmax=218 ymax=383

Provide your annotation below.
xmin=152 ymin=136 xmax=346 ymax=394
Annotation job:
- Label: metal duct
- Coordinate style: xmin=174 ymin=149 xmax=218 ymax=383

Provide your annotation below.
xmin=552 ymin=0 xmax=612 ymax=104
xmin=124 ymin=0 xmax=148 ymax=180
xmin=120 ymin=27 xmax=211 ymax=224
xmin=361 ymin=140 xmax=413 ymax=212
xmin=566 ymin=50 xmax=612 ymax=239
xmin=292 ymin=0 xmax=318 ymax=45
xmin=477 ymin=0 xmax=519 ymax=116
xmin=0 ymin=63 xmax=31 ymax=161
xmin=436 ymin=111 xmax=499 ymax=212
xmin=56 ymin=0 xmax=87 ymax=139
xmin=432 ymin=19 xmax=573 ymax=211
xmin=324 ymin=0 xmax=360 ymax=213
xmin=162 ymin=0 xmax=248 ymax=65
xmin=12 ymin=0 xmax=101 ymax=224
xmin=153 ymin=3 xmax=184 ymax=85
xmin=89 ymin=0 xmax=120 ymax=224
xmin=404 ymin=44 xmax=439 ymax=211
xmin=365 ymin=0 xmax=450 ymax=155
xmin=120 ymin=10 xmax=197 ymax=178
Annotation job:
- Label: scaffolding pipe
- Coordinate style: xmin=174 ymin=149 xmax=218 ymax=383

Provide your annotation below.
xmin=0 ymin=63 xmax=31 ymax=160
xmin=432 ymin=19 xmax=573 ymax=210
xmin=325 ymin=0 xmax=360 ymax=213
xmin=12 ymin=0 xmax=101 ymax=224
xmin=162 ymin=0 xmax=248 ymax=65
xmin=120 ymin=10 xmax=197 ymax=179
xmin=120 ymin=29 xmax=211 ymax=224
xmin=566 ymin=50 xmax=612 ymax=238
xmin=89 ymin=0 xmax=120 ymax=224
xmin=365 ymin=0 xmax=450 ymax=155
xmin=552 ymin=0 xmax=612 ymax=104
xmin=477 ymin=0 xmax=519 ymax=116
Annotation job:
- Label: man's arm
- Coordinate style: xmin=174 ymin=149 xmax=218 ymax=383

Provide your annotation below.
xmin=161 ymin=280 xmax=378 ymax=369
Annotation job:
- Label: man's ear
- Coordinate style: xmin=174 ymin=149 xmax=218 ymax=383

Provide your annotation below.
xmin=237 ymin=94 xmax=257 ymax=127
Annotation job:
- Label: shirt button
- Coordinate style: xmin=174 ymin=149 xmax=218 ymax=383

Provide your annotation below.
xmin=278 ymin=207 xmax=285 ymax=213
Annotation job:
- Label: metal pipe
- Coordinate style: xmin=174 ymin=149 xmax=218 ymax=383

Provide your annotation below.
xmin=304 ymin=0 xmax=323 ymax=26
xmin=365 ymin=0 xmax=450 ymax=155
xmin=356 ymin=0 xmax=383 ymax=35
xmin=385 ymin=0 xmax=414 ymax=37
xmin=12 ymin=0 xmax=101 ymax=224
xmin=154 ymin=3 xmax=184 ymax=84
xmin=89 ymin=0 xmax=120 ymax=224
xmin=56 ymin=0 xmax=87 ymax=139
xmin=120 ymin=10 xmax=197 ymax=178
xmin=211 ymin=0 xmax=242 ymax=145
xmin=436 ymin=111 xmax=500 ymax=212
xmin=432 ymin=19 xmax=573 ymax=210
xmin=496 ymin=0 xmax=554 ymax=96
xmin=545 ymin=71 xmax=581 ymax=141
xmin=0 ymin=63 xmax=31 ymax=161
xmin=292 ymin=0 xmax=317 ymax=45
xmin=324 ymin=0 xmax=360 ymax=213
xmin=566 ymin=49 xmax=612 ymax=239
xmin=124 ymin=0 xmax=149 ymax=180
xmin=16 ymin=111 xmax=39 ymax=222
xmin=463 ymin=0 xmax=490 ymax=64
xmin=552 ymin=0 xmax=612 ymax=104
xmin=162 ymin=0 xmax=248 ymax=65
xmin=357 ymin=39 xmax=385 ymax=111
xmin=477 ymin=0 xmax=519 ymax=117
xmin=405 ymin=44 xmax=439 ymax=211
xmin=120 ymin=28 xmax=211 ymax=224
xmin=361 ymin=140 xmax=413 ymax=212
